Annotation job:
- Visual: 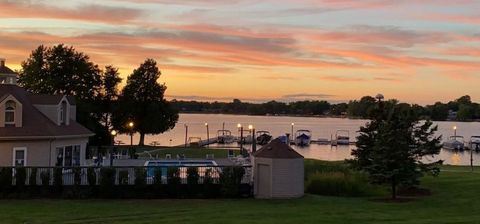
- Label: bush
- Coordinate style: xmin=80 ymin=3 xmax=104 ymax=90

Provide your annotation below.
xmin=0 ymin=167 xmax=13 ymax=195
xmin=219 ymin=166 xmax=245 ymax=197
xmin=167 ymin=167 xmax=180 ymax=185
xmin=153 ymin=168 xmax=163 ymax=186
xmin=15 ymin=167 xmax=27 ymax=188
xmin=87 ymin=167 xmax=97 ymax=187
xmin=73 ymin=167 xmax=82 ymax=186
xmin=304 ymin=159 xmax=349 ymax=181
xmin=305 ymin=171 xmax=381 ymax=197
xmin=134 ymin=168 xmax=146 ymax=187
xmin=40 ymin=170 xmax=50 ymax=186
xmin=99 ymin=167 xmax=115 ymax=197
xmin=187 ymin=167 xmax=199 ymax=185
xmin=53 ymin=167 xmax=63 ymax=190
xmin=118 ymin=170 xmax=129 ymax=185
xmin=29 ymin=168 xmax=37 ymax=186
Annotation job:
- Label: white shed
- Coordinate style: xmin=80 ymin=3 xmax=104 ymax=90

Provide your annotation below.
xmin=253 ymin=138 xmax=304 ymax=199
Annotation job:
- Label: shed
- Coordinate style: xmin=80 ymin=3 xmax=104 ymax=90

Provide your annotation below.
xmin=253 ymin=138 xmax=304 ymax=199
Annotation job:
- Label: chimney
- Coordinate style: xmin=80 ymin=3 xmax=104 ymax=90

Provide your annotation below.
xmin=0 ymin=58 xmax=5 ymax=68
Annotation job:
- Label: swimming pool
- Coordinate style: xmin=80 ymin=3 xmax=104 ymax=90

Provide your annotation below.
xmin=144 ymin=160 xmax=218 ymax=180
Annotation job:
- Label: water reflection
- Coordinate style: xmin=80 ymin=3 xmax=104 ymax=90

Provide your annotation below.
xmin=115 ymin=113 xmax=480 ymax=166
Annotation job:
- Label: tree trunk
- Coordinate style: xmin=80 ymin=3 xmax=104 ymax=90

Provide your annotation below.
xmin=139 ymin=132 xmax=145 ymax=146
xmin=391 ymin=176 xmax=397 ymax=200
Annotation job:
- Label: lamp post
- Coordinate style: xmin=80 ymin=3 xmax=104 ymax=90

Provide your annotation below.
xmin=453 ymin=126 xmax=457 ymax=137
xmin=205 ymin=123 xmax=210 ymax=148
xmin=128 ymin=121 xmax=134 ymax=146
xmin=249 ymin=124 xmax=256 ymax=153
xmin=184 ymin=124 xmax=188 ymax=148
xmin=238 ymin=123 xmax=243 ymax=155
xmin=291 ymin=123 xmax=295 ymax=143
xmin=110 ymin=130 xmax=117 ymax=146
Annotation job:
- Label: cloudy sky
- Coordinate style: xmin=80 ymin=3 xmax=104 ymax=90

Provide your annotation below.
xmin=1 ymin=0 xmax=480 ymax=104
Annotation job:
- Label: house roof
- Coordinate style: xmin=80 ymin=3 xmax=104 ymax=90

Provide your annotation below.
xmin=253 ymin=138 xmax=304 ymax=159
xmin=0 ymin=66 xmax=15 ymax=74
xmin=28 ymin=94 xmax=76 ymax=105
xmin=0 ymin=85 xmax=93 ymax=139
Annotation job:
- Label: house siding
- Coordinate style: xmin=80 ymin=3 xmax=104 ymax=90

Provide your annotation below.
xmin=271 ymin=158 xmax=304 ymax=198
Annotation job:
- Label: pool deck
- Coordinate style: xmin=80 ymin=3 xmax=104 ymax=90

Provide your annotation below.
xmin=87 ymin=158 xmax=235 ymax=166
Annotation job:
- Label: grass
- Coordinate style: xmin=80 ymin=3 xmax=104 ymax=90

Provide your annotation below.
xmin=1 ymin=163 xmax=480 ymax=223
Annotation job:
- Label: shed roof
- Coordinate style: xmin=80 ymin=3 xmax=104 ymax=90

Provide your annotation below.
xmin=253 ymin=138 xmax=304 ymax=159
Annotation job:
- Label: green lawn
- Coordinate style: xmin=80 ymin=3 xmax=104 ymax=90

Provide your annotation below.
xmin=1 ymin=166 xmax=480 ymax=223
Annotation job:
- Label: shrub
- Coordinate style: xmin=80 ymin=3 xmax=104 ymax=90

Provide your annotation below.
xmin=118 ymin=170 xmax=129 ymax=185
xmin=53 ymin=167 xmax=63 ymax=190
xmin=73 ymin=167 xmax=82 ymax=186
xmin=0 ymin=167 xmax=13 ymax=195
xmin=134 ymin=168 xmax=146 ymax=187
xmin=203 ymin=168 xmax=213 ymax=185
xmin=40 ymin=170 xmax=50 ymax=186
xmin=29 ymin=168 xmax=37 ymax=186
xmin=15 ymin=167 xmax=27 ymax=188
xmin=99 ymin=167 xmax=116 ymax=197
xmin=153 ymin=168 xmax=163 ymax=186
xmin=87 ymin=167 xmax=97 ymax=187
xmin=304 ymin=159 xmax=349 ymax=181
xmin=219 ymin=166 xmax=245 ymax=197
xmin=167 ymin=167 xmax=180 ymax=185
xmin=305 ymin=171 xmax=381 ymax=197
xmin=187 ymin=167 xmax=199 ymax=185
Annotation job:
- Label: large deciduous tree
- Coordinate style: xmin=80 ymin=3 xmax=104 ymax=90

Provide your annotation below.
xmin=349 ymin=98 xmax=442 ymax=199
xmin=113 ymin=59 xmax=178 ymax=146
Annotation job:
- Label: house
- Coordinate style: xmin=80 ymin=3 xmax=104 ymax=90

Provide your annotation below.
xmin=0 ymin=58 xmax=94 ymax=167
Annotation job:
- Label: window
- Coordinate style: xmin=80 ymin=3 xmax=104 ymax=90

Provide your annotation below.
xmin=56 ymin=145 xmax=81 ymax=167
xmin=13 ymin=147 xmax=27 ymax=166
xmin=5 ymin=100 xmax=15 ymax=125
xmin=60 ymin=101 xmax=67 ymax=125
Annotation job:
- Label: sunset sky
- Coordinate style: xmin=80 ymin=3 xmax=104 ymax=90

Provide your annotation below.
xmin=1 ymin=0 xmax=480 ymax=104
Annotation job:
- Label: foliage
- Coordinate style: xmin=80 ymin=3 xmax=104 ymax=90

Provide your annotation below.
xmin=14 ymin=167 xmax=27 ymax=188
xmin=0 ymin=168 xmax=12 ymax=192
xmin=118 ymin=170 xmax=129 ymax=185
xmin=349 ymin=100 xmax=442 ymax=199
xmin=99 ymin=167 xmax=116 ymax=197
xmin=187 ymin=167 xmax=200 ymax=185
xmin=87 ymin=167 xmax=97 ymax=187
xmin=40 ymin=170 xmax=50 ymax=186
xmin=73 ymin=167 xmax=82 ymax=186
xmin=134 ymin=168 xmax=146 ymax=187
xmin=113 ymin=59 xmax=178 ymax=145
xmin=219 ymin=167 xmax=245 ymax=197
xmin=306 ymin=171 xmax=381 ymax=197
xmin=29 ymin=168 xmax=37 ymax=186
xmin=167 ymin=167 xmax=180 ymax=185
xmin=53 ymin=168 xmax=63 ymax=190
xmin=153 ymin=168 xmax=163 ymax=186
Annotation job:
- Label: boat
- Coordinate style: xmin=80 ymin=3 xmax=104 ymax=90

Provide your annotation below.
xmin=217 ymin=130 xmax=235 ymax=144
xmin=333 ymin=130 xmax=350 ymax=145
xmin=295 ymin=130 xmax=312 ymax=146
xmin=443 ymin=136 xmax=465 ymax=150
xmin=188 ymin=137 xmax=202 ymax=147
xmin=277 ymin=135 xmax=289 ymax=144
xmin=256 ymin=131 xmax=272 ymax=145
xmin=468 ymin=136 xmax=480 ymax=151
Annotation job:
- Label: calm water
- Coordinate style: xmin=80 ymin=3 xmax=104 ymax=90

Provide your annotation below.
xmin=116 ymin=113 xmax=480 ymax=165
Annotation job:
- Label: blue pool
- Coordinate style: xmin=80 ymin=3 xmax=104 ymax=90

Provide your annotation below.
xmin=144 ymin=160 xmax=218 ymax=178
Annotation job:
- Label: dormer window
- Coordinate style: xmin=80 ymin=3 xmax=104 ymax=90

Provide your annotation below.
xmin=60 ymin=101 xmax=67 ymax=125
xmin=5 ymin=100 xmax=15 ymax=125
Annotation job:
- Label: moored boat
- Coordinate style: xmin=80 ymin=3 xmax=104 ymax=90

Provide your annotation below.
xmin=256 ymin=131 xmax=272 ymax=145
xmin=468 ymin=136 xmax=480 ymax=151
xmin=443 ymin=136 xmax=465 ymax=150
xmin=217 ymin=130 xmax=234 ymax=144
xmin=295 ymin=130 xmax=312 ymax=146
xmin=333 ymin=130 xmax=350 ymax=145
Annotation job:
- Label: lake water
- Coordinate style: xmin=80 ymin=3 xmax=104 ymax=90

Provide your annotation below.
xmin=115 ymin=113 xmax=480 ymax=166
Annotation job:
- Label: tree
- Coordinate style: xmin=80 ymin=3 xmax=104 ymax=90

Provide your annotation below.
xmin=97 ymin=66 xmax=122 ymax=143
xmin=18 ymin=44 xmax=104 ymax=144
xmin=113 ymin=59 xmax=178 ymax=146
xmin=349 ymin=100 xmax=442 ymax=199
xmin=19 ymin=44 xmax=102 ymax=100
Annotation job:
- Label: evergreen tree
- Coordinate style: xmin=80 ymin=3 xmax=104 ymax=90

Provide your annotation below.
xmin=349 ymin=99 xmax=442 ymax=199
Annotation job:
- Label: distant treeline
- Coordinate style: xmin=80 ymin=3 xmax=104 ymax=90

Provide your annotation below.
xmin=171 ymin=95 xmax=480 ymax=121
